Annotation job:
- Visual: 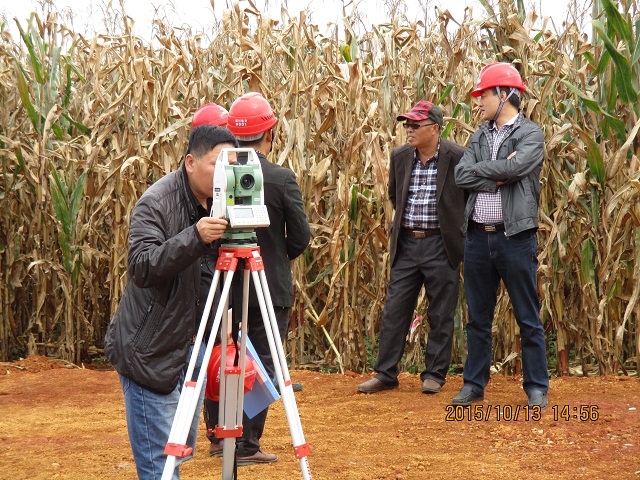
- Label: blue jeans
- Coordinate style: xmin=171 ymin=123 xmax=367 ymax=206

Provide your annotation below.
xmin=462 ymin=227 xmax=548 ymax=395
xmin=119 ymin=344 xmax=206 ymax=480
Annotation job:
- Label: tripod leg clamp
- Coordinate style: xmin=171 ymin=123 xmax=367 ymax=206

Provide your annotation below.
xmin=293 ymin=442 xmax=311 ymax=459
xmin=164 ymin=443 xmax=193 ymax=458
xmin=246 ymin=256 xmax=264 ymax=271
xmin=215 ymin=253 xmax=239 ymax=271
xmin=214 ymin=425 xmax=244 ymax=438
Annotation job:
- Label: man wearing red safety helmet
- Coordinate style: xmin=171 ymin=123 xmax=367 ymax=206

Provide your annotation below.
xmin=203 ymin=92 xmax=310 ymax=465
xmin=453 ymin=62 xmax=549 ymax=409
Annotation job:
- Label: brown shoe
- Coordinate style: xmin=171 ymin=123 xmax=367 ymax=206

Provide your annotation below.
xmin=357 ymin=377 xmax=398 ymax=394
xmin=421 ymin=378 xmax=441 ymax=394
xmin=236 ymin=449 xmax=278 ymax=466
xmin=209 ymin=442 xmax=223 ymax=457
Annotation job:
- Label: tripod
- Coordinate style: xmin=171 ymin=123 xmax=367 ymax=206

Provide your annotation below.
xmin=161 ymin=245 xmax=312 ymax=480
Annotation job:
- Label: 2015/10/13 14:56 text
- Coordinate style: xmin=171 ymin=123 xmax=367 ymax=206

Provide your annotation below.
xmin=444 ymin=404 xmax=601 ymax=422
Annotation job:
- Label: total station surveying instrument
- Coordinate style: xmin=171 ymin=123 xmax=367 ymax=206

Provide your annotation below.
xmin=161 ymin=148 xmax=312 ymax=480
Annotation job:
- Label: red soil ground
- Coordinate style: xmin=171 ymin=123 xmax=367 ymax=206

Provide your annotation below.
xmin=1 ymin=355 xmax=639 ymax=480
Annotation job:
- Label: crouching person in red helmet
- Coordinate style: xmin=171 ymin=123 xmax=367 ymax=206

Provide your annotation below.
xmin=104 ymin=125 xmax=237 ymax=479
xmin=202 ymin=92 xmax=311 ymax=465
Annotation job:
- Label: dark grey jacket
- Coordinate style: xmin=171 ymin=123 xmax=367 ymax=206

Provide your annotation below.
xmin=388 ymin=139 xmax=467 ymax=269
xmin=104 ymin=164 xmax=208 ymax=394
xmin=454 ymin=115 xmax=544 ymax=237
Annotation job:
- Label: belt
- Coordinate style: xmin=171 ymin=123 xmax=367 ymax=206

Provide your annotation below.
xmin=402 ymin=227 xmax=440 ymax=238
xmin=470 ymin=221 xmax=505 ymax=232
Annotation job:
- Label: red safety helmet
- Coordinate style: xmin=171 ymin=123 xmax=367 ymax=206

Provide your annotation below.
xmin=192 ymin=103 xmax=229 ymax=127
xmin=227 ymin=92 xmax=277 ymax=137
xmin=471 ymin=63 xmax=526 ymax=98
xmin=205 ymin=343 xmax=257 ymax=401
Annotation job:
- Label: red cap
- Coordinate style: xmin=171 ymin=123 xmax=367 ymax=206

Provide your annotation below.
xmin=397 ymin=101 xmax=444 ymax=127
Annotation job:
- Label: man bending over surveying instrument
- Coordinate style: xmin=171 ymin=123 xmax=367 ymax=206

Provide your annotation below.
xmin=104 ymin=125 xmax=237 ymax=479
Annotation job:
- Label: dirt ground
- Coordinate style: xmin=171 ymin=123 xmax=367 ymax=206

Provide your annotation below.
xmin=1 ymin=356 xmax=639 ymax=480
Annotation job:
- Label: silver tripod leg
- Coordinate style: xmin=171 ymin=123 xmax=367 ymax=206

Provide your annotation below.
xmin=217 ymin=267 xmax=250 ymax=479
xmin=162 ymin=246 xmax=312 ymax=480
xmin=248 ymin=250 xmax=312 ymax=480
xmin=161 ymin=263 xmax=237 ymax=480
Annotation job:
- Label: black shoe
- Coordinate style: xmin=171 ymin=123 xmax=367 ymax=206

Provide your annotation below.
xmin=451 ymin=385 xmax=484 ymax=406
xmin=275 ymin=382 xmax=303 ymax=394
xmin=527 ymin=389 xmax=548 ymax=409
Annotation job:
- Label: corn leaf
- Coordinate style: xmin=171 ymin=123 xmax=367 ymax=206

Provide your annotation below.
xmin=14 ymin=18 xmax=44 ymax=84
xmin=14 ymin=64 xmax=40 ymax=131
xmin=593 ymin=20 xmax=638 ymax=103
xmin=562 ymin=80 xmax=603 ymax=113
xmin=601 ymin=0 xmax=632 ymax=45
xmin=436 ymin=82 xmax=454 ymax=105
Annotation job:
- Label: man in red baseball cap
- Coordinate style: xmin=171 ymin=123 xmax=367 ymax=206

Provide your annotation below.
xmin=396 ymin=100 xmax=444 ymax=128
xmin=357 ymin=100 xmax=466 ymax=395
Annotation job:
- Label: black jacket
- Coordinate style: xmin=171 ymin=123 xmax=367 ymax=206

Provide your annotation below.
xmin=104 ymin=164 xmax=209 ymax=394
xmin=388 ymin=139 xmax=466 ymax=268
xmin=234 ymin=152 xmax=311 ymax=308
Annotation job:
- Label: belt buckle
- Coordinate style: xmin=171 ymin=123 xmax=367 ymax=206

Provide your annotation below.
xmin=485 ymin=224 xmax=496 ymax=232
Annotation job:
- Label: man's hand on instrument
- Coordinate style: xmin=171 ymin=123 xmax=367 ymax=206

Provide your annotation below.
xmin=197 ymin=216 xmax=228 ymax=243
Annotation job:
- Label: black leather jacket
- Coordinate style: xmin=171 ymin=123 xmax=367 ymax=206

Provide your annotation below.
xmin=104 ymin=164 xmax=209 ymax=394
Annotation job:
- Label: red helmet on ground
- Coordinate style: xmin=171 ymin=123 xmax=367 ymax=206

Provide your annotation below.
xmin=205 ymin=343 xmax=257 ymax=401
xmin=471 ymin=63 xmax=525 ymax=98
xmin=227 ymin=92 xmax=277 ymax=138
xmin=192 ymin=103 xmax=229 ymax=127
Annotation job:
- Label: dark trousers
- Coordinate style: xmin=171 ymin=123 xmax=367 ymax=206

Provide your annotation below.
xmin=462 ymin=227 xmax=548 ymax=395
xmin=204 ymin=305 xmax=290 ymax=455
xmin=374 ymin=233 xmax=460 ymax=386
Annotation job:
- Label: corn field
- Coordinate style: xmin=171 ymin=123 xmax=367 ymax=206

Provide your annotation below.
xmin=0 ymin=0 xmax=638 ymax=377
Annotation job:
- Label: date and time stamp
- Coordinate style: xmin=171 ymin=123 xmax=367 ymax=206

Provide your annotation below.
xmin=444 ymin=404 xmax=600 ymax=422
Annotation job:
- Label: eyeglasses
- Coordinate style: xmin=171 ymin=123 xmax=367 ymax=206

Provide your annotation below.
xmin=403 ymin=122 xmax=437 ymax=130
